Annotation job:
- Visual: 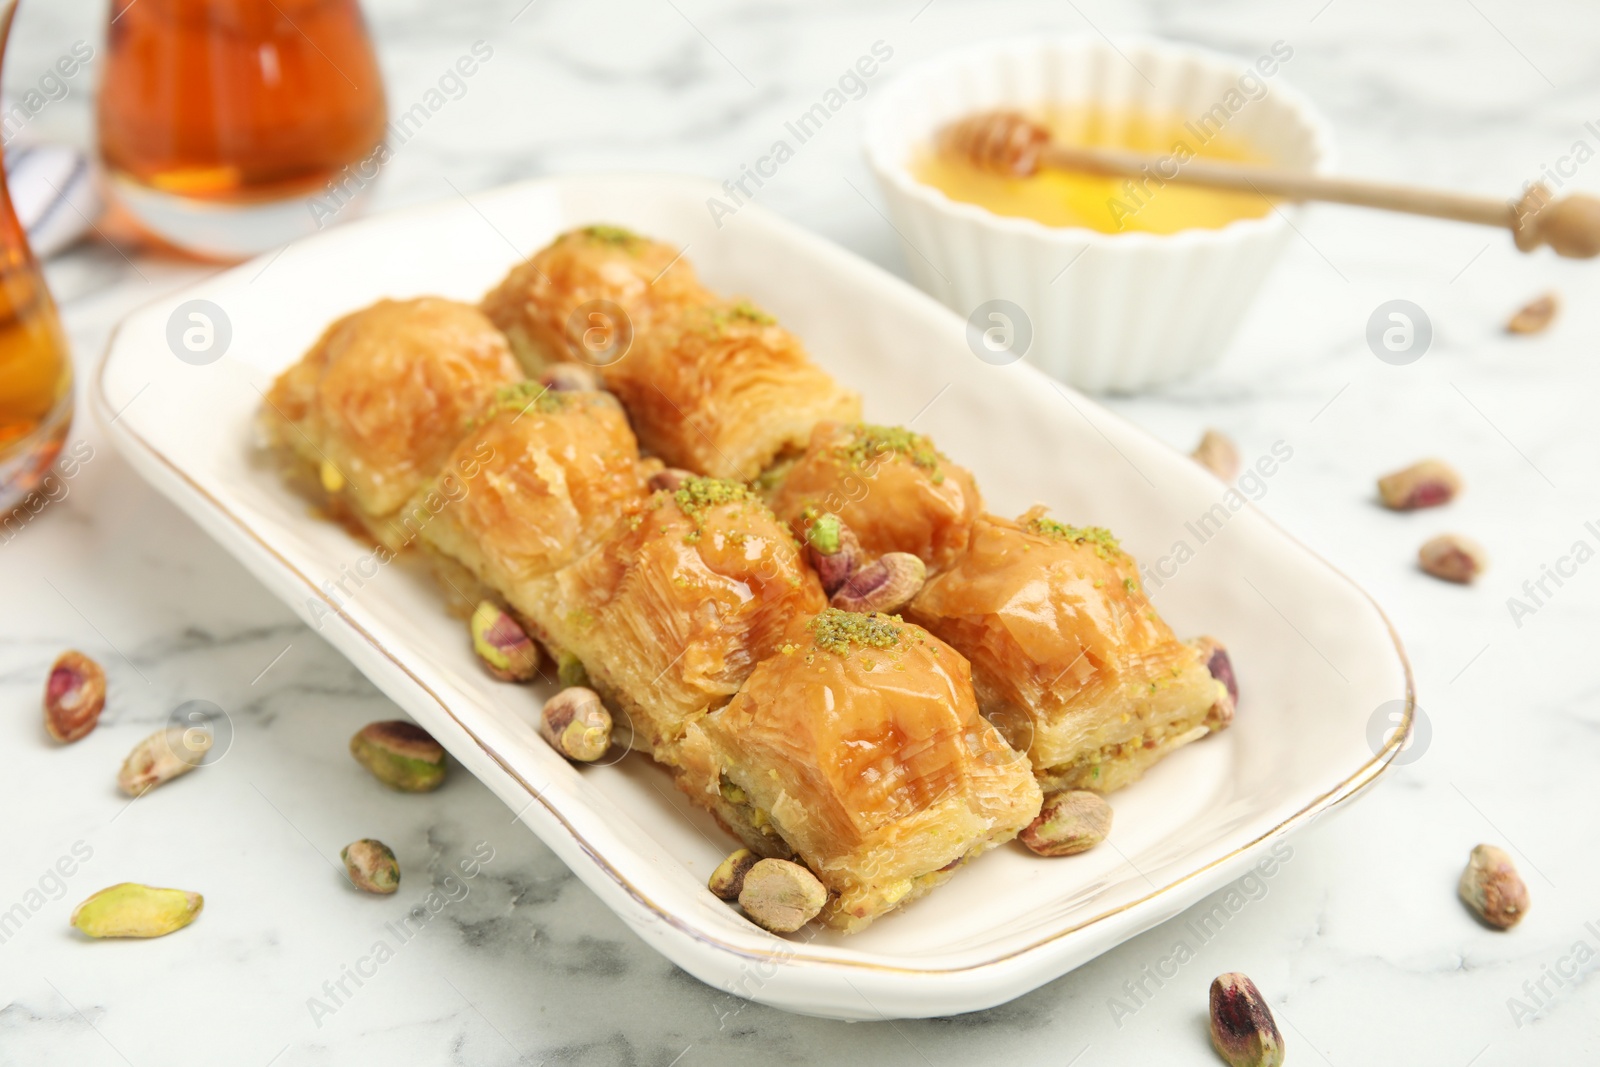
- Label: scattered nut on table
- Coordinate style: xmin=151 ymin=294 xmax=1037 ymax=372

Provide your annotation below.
xmin=1459 ymin=843 xmax=1529 ymax=929
xmin=1377 ymin=458 xmax=1461 ymax=511
xmin=1418 ymin=533 xmax=1487 ymax=583
xmin=43 ymin=650 xmax=107 ymax=743
xmin=1191 ymin=429 xmax=1241 ymax=481
xmin=342 ymin=839 xmax=401 ymax=895
xmin=470 ymin=601 xmax=541 ymax=682
xmin=118 ymin=725 xmax=212 ymax=797
xmin=1209 ymin=972 xmax=1286 ymax=1067
xmin=708 ymin=848 xmax=759 ymax=901
xmin=830 ymin=551 xmax=926 ymax=614
xmin=804 ymin=512 xmax=862 ymax=597
xmin=539 ymin=686 xmax=613 ymax=762
xmin=350 ymin=720 xmax=447 ymax=792
xmin=1019 ymin=790 xmax=1113 ymax=857
xmin=1506 ymin=292 xmax=1559 ymax=335
xmin=71 ymin=883 xmax=204 ymax=939
xmin=738 ymin=858 xmax=827 ymax=933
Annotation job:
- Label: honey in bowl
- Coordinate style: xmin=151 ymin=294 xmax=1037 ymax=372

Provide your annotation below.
xmin=913 ymin=105 xmax=1274 ymax=234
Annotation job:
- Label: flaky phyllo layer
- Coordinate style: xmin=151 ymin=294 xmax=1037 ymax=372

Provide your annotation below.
xmin=678 ymin=609 xmax=1040 ymax=931
xmin=911 ymin=507 xmax=1226 ymax=794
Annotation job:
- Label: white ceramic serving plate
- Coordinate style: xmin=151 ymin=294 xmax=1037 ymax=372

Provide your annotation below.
xmin=95 ymin=173 xmax=1410 ymax=1020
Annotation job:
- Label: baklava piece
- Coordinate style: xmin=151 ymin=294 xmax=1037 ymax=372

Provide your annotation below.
xmin=400 ymin=384 xmax=649 ymax=616
xmin=909 ymin=507 xmax=1228 ymax=794
xmin=680 ymin=609 xmax=1042 ymax=932
xmin=521 ymin=476 xmax=825 ymax=761
xmin=480 ymin=224 xmax=710 ymax=372
xmin=765 ymin=422 xmax=982 ymax=571
xmin=260 ymin=297 xmax=521 ymax=546
xmin=602 ymin=300 xmax=861 ymax=481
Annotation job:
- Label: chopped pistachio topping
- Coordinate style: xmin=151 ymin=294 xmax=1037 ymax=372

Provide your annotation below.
xmin=1024 ymin=515 xmax=1123 ymax=559
xmin=671 ymin=475 xmax=755 ymax=517
xmin=485 ymin=380 xmax=568 ymax=419
xmin=576 ymin=224 xmax=643 ymax=249
xmin=807 ymin=608 xmax=903 ymax=657
xmin=842 ymin=424 xmax=942 ymax=475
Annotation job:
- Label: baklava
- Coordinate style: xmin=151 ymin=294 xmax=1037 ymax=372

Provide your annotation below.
xmin=909 ymin=507 xmax=1228 ymax=794
xmin=399 ymin=383 xmax=649 ymax=616
xmin=260 ymin=297 xmax=522 ymax=547
xmin=519 ymin=476 xmax=825 ymax=761
xmin=480 ymin=224 xmax=710 ymax=372
xmin=679 ymin=609 xmax=1041 ymax=931
xmin=765 ymin=422 xmax=982 ymax=571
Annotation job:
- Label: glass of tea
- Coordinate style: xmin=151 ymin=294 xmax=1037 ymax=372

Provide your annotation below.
xmin=0 ymin=0 xmax=75 ymax=514
xmin=97 ymin=0 xmax=388 ymax=261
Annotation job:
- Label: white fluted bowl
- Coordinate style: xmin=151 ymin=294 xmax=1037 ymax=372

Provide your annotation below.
xmin=863 ymin=36 xmax=1333 ymax=393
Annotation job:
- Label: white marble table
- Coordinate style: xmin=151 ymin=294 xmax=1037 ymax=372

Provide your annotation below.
xmin=4 ymin=0 xmax=1598 ymax=1063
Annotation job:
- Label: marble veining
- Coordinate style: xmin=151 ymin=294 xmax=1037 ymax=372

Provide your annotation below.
xmin=4 ymin=0 xmax=1599 ymax=1063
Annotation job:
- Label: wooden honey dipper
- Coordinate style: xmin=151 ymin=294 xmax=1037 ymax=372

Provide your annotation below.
xmin=939 ymin=109 xmax=1600 ymax=257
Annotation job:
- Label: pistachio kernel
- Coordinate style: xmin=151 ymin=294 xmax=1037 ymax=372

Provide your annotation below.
xmin=349 ymin=720 xmax=447 ymax=792
xmin=43 ymin=650 xmax=107 ymax=743
xmin=118 ymin=725 xmax=213 ymax=797
xmin=738 ymin=858 xmax=828 ymax=933
xmin=804 ymin=512 xmax=861 ymax=596
xmin=1191 ymin=428 xmax=1241 ymax=481
xmin=1191 ymin=636 xmax=1238 ymax=731
xmin=342 ymin=839 xmax=401 ymax=895
xmin=830 ymin=552 xmax=926 ymax=614
xmin=470 ymin=601 xmax=541 ymax=682
xmin=540 ymin=687 xmax=613 ymax=762
xmin=556 ymin=651 xmax=591 ymax=689
xmin=1459 ymin=844 xmax=1529 ymax=929
xmin=1019 ymin=790 xmax=1113 ymax=857
xmin=1418 ymin=533 xmax=1487 ymax=584
xmin=1506 ymin=292 xmax=1559 ymax=335
xmin=648 ymin=467 xmax=695 ymax=493
xmin=708 ymin=848 xmax=759 ymax=901
xmin=71 ymin=883 xmax=204 ymax=939
xmin=1209 ymin=973 xmax=1286 ymax=1067
xmin=1378 ymin=458 xmax=1461 ymax=511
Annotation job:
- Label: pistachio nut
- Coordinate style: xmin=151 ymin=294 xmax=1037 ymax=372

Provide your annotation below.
xmin=1209 ymin=972 xmax=1286 ymax=1067
xmin=118 ymin=726 xmax=212 ymax=797
xmin=71 ymin=883 xmax=203 ymax=939
xmin=738 ymin=858 xmax=827 ymax=933
xmin=1506 ymin=292 xmax=1558 ymax=335
xmin=1191 ymin=428 xmax=1241 ymax=481
xmin=1459 ymin=843 xmax=1528 ymax=929
xmin=1378 ymin=459 xmax=1461 ymax=511
xmin=1019 ymin=790 xmax=1113 ymax=857
xmin=539 ymin=687 xmax=612 ymax=762
xmin=648 ymin=467 xmax=695 ymax=494
xmin=350 ymin=720 xmax=447 ymax=792
xmin=708 ymin=848 xmax=759 ymax=901
xmin=830 ymin=552 xmax=926 ymax=614
xmin=470 ymin=601 xmax=540 ymax=682
xmin=342 ymin=839 xmax=401 ymax=895
xmin=1191 ymin=635 xmax=1238 ymax=731
xmin=1418 ymin=533 xmax=1487 ymax=584
xmin=43 ymin=649 xmax=107 ymax=743
xmin=803 ymin=512 xmax=861 ymax=596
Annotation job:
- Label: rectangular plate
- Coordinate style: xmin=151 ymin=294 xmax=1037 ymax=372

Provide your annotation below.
xmin=94 ymin=174 xmax=1411 ymax=1020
